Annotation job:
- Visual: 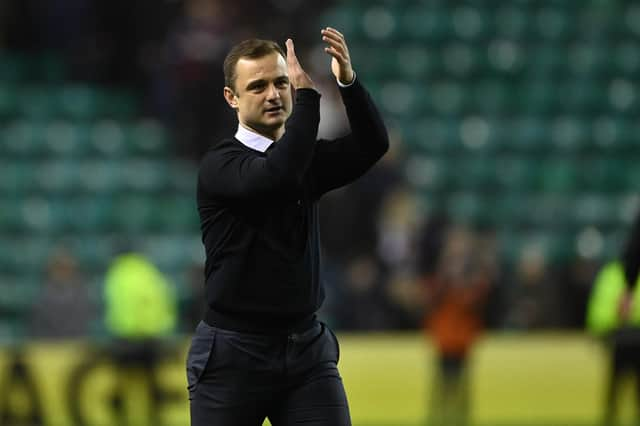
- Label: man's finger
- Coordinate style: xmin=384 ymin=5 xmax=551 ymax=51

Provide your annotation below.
xmin=322 ymin=36 xmax=346 ymax=54
xmin=322 ymin=29 xmax=345 ymax=44
xmin=286 ymin=39 xmax=296 ymax=62
xmin=324 ymin=27 xmax=345 ymax=39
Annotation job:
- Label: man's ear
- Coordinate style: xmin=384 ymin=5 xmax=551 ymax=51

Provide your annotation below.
xmin=223 ymin=87 xmax=238 ymax=109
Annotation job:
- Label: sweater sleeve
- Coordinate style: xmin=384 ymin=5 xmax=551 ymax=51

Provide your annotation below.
xmin=198 ymin=89 xmax=321 ymax=200
xmin=309 ymin=78 xmax=389 ymax=198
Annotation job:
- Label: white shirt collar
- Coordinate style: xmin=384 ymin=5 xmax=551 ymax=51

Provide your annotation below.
xmin=234 ymin=124 xmax=274 ymax=153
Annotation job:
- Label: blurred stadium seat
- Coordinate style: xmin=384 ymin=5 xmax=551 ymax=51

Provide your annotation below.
xmin=0 ymin=50 xmax=200 ymax=339
xmin=320 ymin=0 xmax=639 ymax=267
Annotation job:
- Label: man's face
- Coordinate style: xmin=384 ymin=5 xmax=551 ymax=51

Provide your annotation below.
xmin=225 ymin=52 xmax=292 ymax=140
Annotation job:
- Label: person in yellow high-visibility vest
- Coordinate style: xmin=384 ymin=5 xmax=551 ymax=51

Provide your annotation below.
xmin=586 ymin=213 xmax=640 ymax=426
xmin=104 ymin=252 xmax=177 ymax=338
xmin=103 ymin=252 xmax=177 ymax=426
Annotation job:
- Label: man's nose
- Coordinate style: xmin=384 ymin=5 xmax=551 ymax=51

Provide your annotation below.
xmin=266 ymin=84 xmax=280 ymax=100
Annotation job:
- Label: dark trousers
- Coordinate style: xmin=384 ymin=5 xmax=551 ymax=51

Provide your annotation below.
xmin=602 ymin=336 xmax=640 ymax=426
xmin=186 ymin=320 xmax=351 ymax=426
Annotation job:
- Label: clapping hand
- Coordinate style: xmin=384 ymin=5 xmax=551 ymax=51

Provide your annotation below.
xmin=321 ymin=27 xmax=354 ymax=85
xmin=286 ymin=38 xmax=315 ymax=90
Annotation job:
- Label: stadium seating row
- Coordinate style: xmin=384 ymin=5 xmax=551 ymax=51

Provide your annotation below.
xmin=324 ymin=2 xmax=640 ymax=42
xmin=0 ymin=118 xmax=167 ymax=157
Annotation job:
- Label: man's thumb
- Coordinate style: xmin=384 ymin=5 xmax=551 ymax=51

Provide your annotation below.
xmin=286 ymin=39 xmax=295 ymax=59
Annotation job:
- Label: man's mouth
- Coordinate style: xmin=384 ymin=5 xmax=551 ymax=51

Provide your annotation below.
xmin=265 ymin=106 xmax=283 ymax=113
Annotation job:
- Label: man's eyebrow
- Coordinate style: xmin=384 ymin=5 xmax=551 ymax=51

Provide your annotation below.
xmin=245 ymin=79 xmax=267 ymax=90
xmin=245 ymin=76 xmax=289 ymax=90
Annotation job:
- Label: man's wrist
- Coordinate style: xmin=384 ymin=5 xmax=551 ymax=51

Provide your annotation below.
xmin=337 ymin=71 xmax=356 ymax=88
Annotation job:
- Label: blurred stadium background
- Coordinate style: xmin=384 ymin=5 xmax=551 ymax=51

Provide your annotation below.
xmin=0 ymin=0 xmax=639 ymax=425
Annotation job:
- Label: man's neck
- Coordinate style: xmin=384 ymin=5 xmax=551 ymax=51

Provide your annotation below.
xmin=239 ymin=122 xmax=284 ymax=141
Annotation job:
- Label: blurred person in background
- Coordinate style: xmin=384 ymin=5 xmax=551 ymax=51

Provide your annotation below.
xmin=188 ymin=27 xmax=388 ymax=425
xmin=587 ymin=211 xmax=640 ymax=426
xmin=29 ymin=246 xmax=95 ymax=339
xmin=420 ymin=224 xmax=492 ymax=426
xmin=162 ymin=0 xmax=240 ymax=160
xmin=319 ymin=130 xmax=405 ymax=330
xmin=103 ymin=250 xmax=177 ymax=426
xmin=182 ymin=260 xmax=207 ymax=333
xmin=504 ymin=243 xmax=562 ymax=330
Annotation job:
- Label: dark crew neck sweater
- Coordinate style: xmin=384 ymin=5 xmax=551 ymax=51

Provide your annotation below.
xmin=196 ymin=79 xmax=389 ymax=333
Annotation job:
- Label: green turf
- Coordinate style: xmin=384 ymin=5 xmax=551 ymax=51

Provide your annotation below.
xmin=277 ymin=332 xmax=636 ymax=426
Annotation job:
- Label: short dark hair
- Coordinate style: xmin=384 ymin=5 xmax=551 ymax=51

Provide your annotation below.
xmin=223 ymin=39 xmax=286 ymax=91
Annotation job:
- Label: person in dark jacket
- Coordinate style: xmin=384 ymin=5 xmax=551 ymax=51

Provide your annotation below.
xmin=186 ymin=28 xmax=388 ymax=426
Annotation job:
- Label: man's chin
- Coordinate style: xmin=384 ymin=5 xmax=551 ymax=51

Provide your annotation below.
xmin=262 ymin=115 xmax=287 ymax=127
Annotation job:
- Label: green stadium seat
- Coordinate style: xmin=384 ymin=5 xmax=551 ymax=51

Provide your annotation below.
xmin=110 ymin=195 xmax=156 ymax=232
xmin=398 ymin=5 xmax=451 ymax=42
xmin=360 ymin=4 xmax=400 ymax=42
xmin=0 ymin=197 xmax=28 ymax=233
xmin=506 ymin=116 xmax=551 ymax=153
xmin=524 ymin=194 xmax=570 ymax=229
xmin=556 ymin=80 xmax=607 ymax=115
xmin=99 ymin=90 xmax=138 ymax=120
xmin=0 ymin=84 xmax=19 ymax=118
xmin=154 ymin=196 xmax=200 ymax=233
xmin=34 ymin=160 xmax=79 ymax=194
xmin=350 ymin=45 xmax=395 ymax=80
xmin=579 ymin=157 xmax=627 ymax=191
xmin=471 ymin=80 xmax=510 ymax=116
xmin=43 ymin=120 xmax=89 ymax=157
xmin=0 ymin=318 xmax=27 ymax=342
xmin=567 ymin=41 xmax=609 ymax=78
xmin=495 ymin=157 xmax=538 ymax=192
xmin=537 ymin=159 xmax=579 ymax=193
xmin=379 ymin=81 xmax=420 ymax=117
xmin=57 ymin=85 xmax=100 ymax=120
xmin=2 ymin=119 xmax=46 ymax=157
xmin=624 ymin=161 xmax=640 ymax=191
xmin=89 ymin=120 xmax=127 ymax=156
xmin=392 ymin=45 xmax=435 ymax=79
xmin=129 ymin=119 xmax=169 ymax=155
xmin=404 ymin=155 xmax=450 ymax=194
xmin=18 ymin=86 xmax=57 ymax=119
xmin=71 ymin=235 xmax=115 ymax=272
xmin=446 ymin=191 xmax=483 ymax=225
xmin=493 ymin=4 xmax=530 ymax=40
xmin=441 ymin=42 xmax=482 ymax=78
xmin=77 ymin=159 xmax=123 ymax=193
xmin=140 ymin=234 xmax=202 ymax=273
xmin=0 ymin=161 xmax=36 ymax=195
xmin=515 ymin=80 xmax=557 ymax=114
xmin=450 ymin=156 xmax=499 ymax=192
xmin=572 ymin=194 xmax=618 ymax=228
xmin=404 ymin=118 xmax=458 ymax=155
xmin=422 ymin=80 xmax=469 ymax=115
xmin=532 ymin=5 xmax=575 ymax=41
xmin=451 ymin=5 xmax=490 ymax=41
xmin=37 ymin=53 xmax=67 ymax=83
xmin=0 ymin=237 xmax=51 ymax=274
xmin=165 ymin=162 xmax=196 ymax=193
xmin=319 ymin=4 xmax=364 ymax=40
xmin=122 ymin=159 xmax=170 ymax=193
xmin=0 ymin=52 xmax=29 ymax=83
xmin=524 ymin=44 xmax=565 ymax=78
xmin=549 ymin=116 xmax=589 ymax=153
xmin=613 ymin=41 xmax=640 ymax=77
xmin=62 ymin=197 xmax=114 ymax=233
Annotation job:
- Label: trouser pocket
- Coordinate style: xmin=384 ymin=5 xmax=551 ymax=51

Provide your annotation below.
xmin=186 ymin=322 xmax=217 ymax=398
